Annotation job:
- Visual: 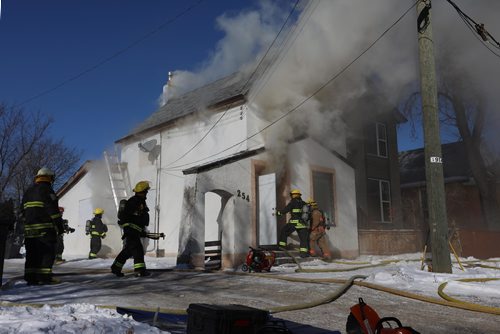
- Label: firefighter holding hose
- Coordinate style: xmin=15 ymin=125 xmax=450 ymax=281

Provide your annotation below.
xmin=276 ymin=189 xmax=310 ymax=258
xmin=111 ymin=181 xmax=152 ymax=277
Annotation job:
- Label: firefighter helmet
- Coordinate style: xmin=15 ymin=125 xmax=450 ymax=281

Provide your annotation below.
xmin=307 ymin=198 xmax=318 ymax=209
xmin=133 ymin=181 xmax=150 ymax=193
xmin=290 ymin=189 xmax=301 ymax=197
xmin=93 ymin=208 xmax=104 ymax=215
xmin=35 ymin=167 xmax=55 ymax=183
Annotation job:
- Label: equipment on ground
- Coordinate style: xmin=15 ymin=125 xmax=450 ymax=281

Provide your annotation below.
xmin=241 ymin=247 xmax=276 ymax=273
xmin=186 ymin=303 xmax=269 ymax=334
xmin=346 ymin=298 xmax=420 ymax=334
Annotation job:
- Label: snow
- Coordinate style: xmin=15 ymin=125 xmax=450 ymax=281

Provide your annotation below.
xmin=1 ymin=253 xmax=500 ymax=333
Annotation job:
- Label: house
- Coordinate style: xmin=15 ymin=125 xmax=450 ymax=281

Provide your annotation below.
xmin=344 ymin=85 xmax=408 ymax=255
xmin=57 ymin=2 xmax=408 ymax=268
xmin=399 ymin=141 xmax=500 ymax=258
xmin=58 ymin=71 xmax=407 ymax=268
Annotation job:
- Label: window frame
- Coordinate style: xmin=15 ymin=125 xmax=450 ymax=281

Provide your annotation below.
xmin=367 ymin=178 xmax=392 ymax=223
xmin=310 ymin=167 xmax=337 ymax=226
xmin=375 ymin=122 xmax=388 ymax=158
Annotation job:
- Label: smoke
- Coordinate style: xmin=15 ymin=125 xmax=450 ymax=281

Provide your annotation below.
xmin=87 ymin=160 xmax=116 ymax=224
xmin=248 ymin=0 xmax=419 ymax=173
xmin=159 ymin=0 xmax=290 ymax=106
xmin=160 ymin=0 xmax=500 ymax=168
xmin=431 ymin=0 xmax=500 ymax=157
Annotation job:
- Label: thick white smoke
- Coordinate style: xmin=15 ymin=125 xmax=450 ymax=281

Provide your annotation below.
xmin=160 ymin=0 xmax=500 ymax=162
xmin=159 ymin=1 xmax=289 ymax=106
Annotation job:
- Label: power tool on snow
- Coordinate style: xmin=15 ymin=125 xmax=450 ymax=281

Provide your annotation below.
xmin=346 ymin=298 xmax=420 ymax=334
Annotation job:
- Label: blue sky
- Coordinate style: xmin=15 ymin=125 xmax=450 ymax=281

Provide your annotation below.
xmin=3 ymin=1 xmax=497 ymax=165
xmin=0 ymin=0 xmax=268 ymax=162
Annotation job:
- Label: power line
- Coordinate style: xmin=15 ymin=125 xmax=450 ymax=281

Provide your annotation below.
xmin=445 ymin=0 xmax=500 ymax=58
xmin=163 ymin=0 xmax=302 ymax=169
xmin=164 ymin=1 xmax=419 ymax=171
xmin=14 ymin=0 xmax=206 ymax=108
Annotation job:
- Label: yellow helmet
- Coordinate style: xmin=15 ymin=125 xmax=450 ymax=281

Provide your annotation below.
xmin=290 ymin=189 xmax=301 ymax=197
xmin=93 ymin=208 xmax=104 ymax=215
xmin=133 ymin=181 xmax=150 ymax=193
xmin=35 ymin=167 xmax=55 ymax=183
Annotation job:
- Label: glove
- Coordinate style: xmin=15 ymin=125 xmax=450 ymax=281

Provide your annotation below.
xmin=55 ymin=222 xmax=64 ymax=235
xmin=68 ymin=228 xmax=76 ymax=233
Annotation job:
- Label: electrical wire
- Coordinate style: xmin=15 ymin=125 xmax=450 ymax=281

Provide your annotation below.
xmin=14 ymin=0 xmax=206 ymax=107
xmin=164 ymin=1 xmax=419 ymax=172
xmin=163 ymin=0 xmax=302 ymax=169
xmin=445 ymin=0 xmax=500 ymax=58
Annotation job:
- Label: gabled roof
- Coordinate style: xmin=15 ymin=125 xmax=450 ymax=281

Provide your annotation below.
xmin=117 ymin=72 xmax=251 ymax=143
xmin=399 ymin=142 xmax=472 ymax=187
xmin=57 ymin=161 xmax=93 ymax=197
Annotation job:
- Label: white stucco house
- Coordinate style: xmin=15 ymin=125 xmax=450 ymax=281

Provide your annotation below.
xmin=57 ymin=1 xmax=411 ymax=268
xmin=57 ymin=69 xmax=360 ymax=269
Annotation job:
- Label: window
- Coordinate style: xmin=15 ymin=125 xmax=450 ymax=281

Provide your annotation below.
xmin=366 ymin=122 xmax=388 ymax=158
xmin=367 ymin=178 xmax=392 ymax=222
xmin=376 ymin=123 xmax=388 ymax=157
xmin=312 ymin=171 xmax=335 ymax=225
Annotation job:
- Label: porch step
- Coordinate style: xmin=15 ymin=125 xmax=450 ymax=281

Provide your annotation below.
xmin=273 ymin=250 xmax=322 ymax=266
xmin=257 ymin=245 xmax=322 ymax=266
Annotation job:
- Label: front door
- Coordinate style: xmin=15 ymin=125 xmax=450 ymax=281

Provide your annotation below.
xmin=258 ymin=173 xmax=277 ymax=246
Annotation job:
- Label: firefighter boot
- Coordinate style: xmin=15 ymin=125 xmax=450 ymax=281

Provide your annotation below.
xmin=135 ymin=270 xmax=151 ymax=277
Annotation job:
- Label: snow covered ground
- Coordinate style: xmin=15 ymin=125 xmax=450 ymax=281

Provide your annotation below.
xmin=1 ymin=253 xmax=499 ymax=333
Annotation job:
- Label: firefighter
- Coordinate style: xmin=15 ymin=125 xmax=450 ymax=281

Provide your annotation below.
xmin=276 ymin=189 xmax=310 ymax=258
xmin=21 ymin=167 xmax=64 ymax=285
xmin=308 ymin=200 xmax=332 ymax=261
xmin=54 ymin=207 xmax=75 ymax=263
xmin=87 ymin=208 xmax=107 ymax=259
xmin=111 ymin=181 xmax=151 ymax=277
xmin=0 ymin=199 xmax=15 ymax=287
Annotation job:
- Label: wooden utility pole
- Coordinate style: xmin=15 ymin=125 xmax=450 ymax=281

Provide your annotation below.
xmin=416 ymin=0 xmax=452 ymax=273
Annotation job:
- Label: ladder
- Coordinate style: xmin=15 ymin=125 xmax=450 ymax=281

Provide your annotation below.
xmin=103 ymin=150 xmax=131 ymax=212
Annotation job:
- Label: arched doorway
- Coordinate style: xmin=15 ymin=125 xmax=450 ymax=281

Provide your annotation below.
xmin=204 ymin=190 xmax=231 ymax=269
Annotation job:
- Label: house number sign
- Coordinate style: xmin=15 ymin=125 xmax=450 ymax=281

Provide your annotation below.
xmin=430 ymin=156 xmax=442 ymax=163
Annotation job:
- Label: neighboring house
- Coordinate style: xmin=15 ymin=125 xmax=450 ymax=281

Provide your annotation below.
xmin=399 ymin=142 xmax=500 ymax=258
xmin=344 ymin=86 xmax=408 ymax=255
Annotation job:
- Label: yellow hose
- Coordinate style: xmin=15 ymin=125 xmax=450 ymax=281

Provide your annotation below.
xmin=437 ymin=278 xmax=500 ymax=315
xmin=3 ymin=259 xmax=500 ymax=318
xmin=355 ymin=280 xmax=500 ymax=316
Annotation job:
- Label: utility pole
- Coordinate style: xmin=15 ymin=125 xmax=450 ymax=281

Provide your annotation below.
xmin=416 ymin=0 xmax=452 ymax=273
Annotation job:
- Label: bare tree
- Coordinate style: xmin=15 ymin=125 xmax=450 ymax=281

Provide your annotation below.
xmin=0 ymin=104 xmax=82 ymax=203
xmin=401 ymin=61 xmax=499 ymax=228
